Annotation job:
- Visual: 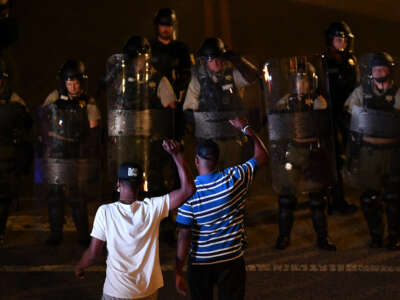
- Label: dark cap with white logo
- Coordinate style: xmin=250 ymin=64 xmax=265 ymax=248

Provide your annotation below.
xmin=118 ymin=162 xmax=143 ymax=182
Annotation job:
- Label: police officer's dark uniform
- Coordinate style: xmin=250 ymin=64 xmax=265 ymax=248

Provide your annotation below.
xmin=266 ymin=59 xmax=336 ymax=251
xmin=345 ymin=53 xmax=400 ymax=250
xmin=183 ymin=37 xmax=259 ymax=169
xmin=323 ymin=21 xmax=359 ymax=215
xmin=106 ymin=36 xmax=177 ymax=196
xmin=39 ymin=60 xmax=101 ymax=246
xmin=0 ymin=59 xmax=31 ymax=245
xmin=151 ymin=8 xmax=192 ymax=139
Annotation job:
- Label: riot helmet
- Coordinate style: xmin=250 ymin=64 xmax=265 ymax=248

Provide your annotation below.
xmin=326 ymin=21 xmax=354 ymax=53
xmin=123 ymin=36 xmax=151 ymax=59
xmin=58 ymin=59 xmax=88 ymax=96
xmin=368 ymin=52 xmax=395 ymax=84
xmin=288 ymin=57 xmax=318 ymax=96
xmin=59 ymin=59 xmax=87 ymax=82
xmin=154 ymin=8 xmax=178 ymax=41
xmin=122 ymin=36 xmax=151 ymax=83
xmin=198 ymin=38 xmax=226 ymax=61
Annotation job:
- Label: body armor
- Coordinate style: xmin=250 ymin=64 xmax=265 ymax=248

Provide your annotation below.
xmin=193 ymin=65 xmax=245 ymax=140
xmin=106 ymin=53 xmax=175 ymax=194
xmin=264 ymin=56 xmax=337 ymax=194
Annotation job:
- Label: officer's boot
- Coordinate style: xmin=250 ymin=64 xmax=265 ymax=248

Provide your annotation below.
xmin=276 ymin=194 xmax=297 ymax=250
xmin=328 ymin=176 xmax=357 ymax=216
xmin=309 ymin=192 xmax=336 ymax=251
xmin=360 ymin=191 xmax=383 ymax=248
xmin=0 ymin=198 xmax=12 ymax=246
xmin=384 ymin=193 xmax=400 ymax=250
xmin=70 ymin=186 xmax=90 ymax=248
xmin=46 ymin=185 xmax=65 ymax=246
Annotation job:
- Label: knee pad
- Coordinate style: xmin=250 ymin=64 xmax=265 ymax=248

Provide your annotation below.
xmin=278 ymin=194 xmax=297 ymax=211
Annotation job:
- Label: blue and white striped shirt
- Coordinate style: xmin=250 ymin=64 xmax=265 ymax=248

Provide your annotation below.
xmin=176 ymin=158 xmax=257 ymax=265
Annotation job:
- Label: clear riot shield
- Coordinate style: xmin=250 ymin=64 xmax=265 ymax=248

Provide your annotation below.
xmin=264 ymin=56 xmax=337 ymax=194
xmin=106 ymin=53 xmax=175 ymax=195
xmin=34 ymin=101 xmax=91 ymax=185
xmin=344 ymin=53 xmax=400 ymax=191
xmin=33 ymin=100 xmax=92 ymax=240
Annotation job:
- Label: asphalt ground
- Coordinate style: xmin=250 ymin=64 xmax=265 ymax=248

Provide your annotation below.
xmin=1 ymin=164 xmax=400 ymax=300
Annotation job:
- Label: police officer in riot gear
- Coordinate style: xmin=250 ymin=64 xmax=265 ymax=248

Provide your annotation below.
xmin=323 ymin=21 xmax=359 ymax=215
xmin=38 ymin=59 xmax=101 ymax=246
xmin=106 ymin=35 xmax=177 ymax=197
xmin=151 ymin=8 xmax=192 ymax=139
xmin=0 ymin=58 xmax=31 ymax=245
xmin=151 ymin=8 xmax=192 ymax=101
xmin=183 ymin=37 xmax=259 ymax=169
xmin=265 ymin=57 xmax=336 ymax=251
xmin=345 ymin=52 xmax=400 ymax=250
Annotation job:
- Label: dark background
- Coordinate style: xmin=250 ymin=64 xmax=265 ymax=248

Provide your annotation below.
xmin=7 ymin=0 xmax=400 ymax=111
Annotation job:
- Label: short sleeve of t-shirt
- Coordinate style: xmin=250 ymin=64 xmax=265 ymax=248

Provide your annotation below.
xmin=157 ymin=77 xmax=177 ymax=107
xmin=91 ymin=205 xmax=107 ymax=241
xmin=230 ymin=158 xmax=258 ymax=187
xmin=176 ymin=197 xmax=195 ymax=227
xmin=149 ymin=194 xmax=170 ymax=221
xmin=86 ymin=97 xmax=101 ymax=122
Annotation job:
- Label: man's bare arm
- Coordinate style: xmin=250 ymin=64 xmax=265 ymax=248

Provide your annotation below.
xmin=75 ymin=237 xmax=105 ymax=280
xmin=229 ymin=117 xmax=268 ymax=166
xmin=162 ymin=140 xmax=196 ymax=210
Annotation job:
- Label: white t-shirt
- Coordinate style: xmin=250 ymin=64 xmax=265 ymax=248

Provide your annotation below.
xmin=91 ymin=195 xmax=170 ymax=299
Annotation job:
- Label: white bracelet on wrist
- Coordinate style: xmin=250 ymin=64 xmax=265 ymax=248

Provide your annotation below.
xmin=241 ymin=124 xmax=251 ymax=135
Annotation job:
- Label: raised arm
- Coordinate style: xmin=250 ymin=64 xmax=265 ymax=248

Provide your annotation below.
xmin=229 ymin=117 xmax=268 ymax=166
xmin=162 ymin=140 xmax=196 ymax=210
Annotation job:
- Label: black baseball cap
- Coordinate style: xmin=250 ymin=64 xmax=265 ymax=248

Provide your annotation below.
xmin=118 ymin=162 xmax=143 ymax=182
xmin=196 ymin=139 xmax=219 ymax=162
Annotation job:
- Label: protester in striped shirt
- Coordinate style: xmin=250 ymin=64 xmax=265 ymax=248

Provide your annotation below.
xmin=175 ymin=116 xmax=268 ymax=300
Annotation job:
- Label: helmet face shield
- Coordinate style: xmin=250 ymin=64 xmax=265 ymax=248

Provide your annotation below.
xmin=198 ymin=38 xmax=226 ymax=61
xmin=288 ymin=57 xmax=318 ymax=95
xmin=131 ymin=52 xmax=151 ymax=83
xmin=368 ymin=52 xmax=395 ymax=84
xmin=59 ymin=60 xmax=88 ymax=94
xmin=326 ymin=21 xmax=355 ymax=53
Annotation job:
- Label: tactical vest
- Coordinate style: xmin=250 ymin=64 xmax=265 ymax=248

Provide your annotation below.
xmin=362 ymin=82 xmax=398 ymax=112
xmin=324 ymin=51 xmax=358 ymax=107
xmin=120 ymin=72 xmax=164 ymax=110
xmin=44 ymin=97 xmax=88 ymax=159
xmin=197 ymin=66 xmax=243 ymax=112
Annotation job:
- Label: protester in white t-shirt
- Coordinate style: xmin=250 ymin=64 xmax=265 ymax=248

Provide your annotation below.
xmin=75 ymin=140 xmax=195 ymax=300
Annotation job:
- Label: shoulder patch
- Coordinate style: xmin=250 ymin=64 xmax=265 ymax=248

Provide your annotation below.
xmin=386 ymin=95 xmax=394 ymax=103
xmin=79 ymin=100 xmax=86 ymax=108
xmin=348 ymin=58 xmax=356 ymax=66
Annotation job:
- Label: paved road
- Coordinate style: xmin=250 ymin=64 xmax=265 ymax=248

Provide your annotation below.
xmin=1 ymin=174 xmax=400 ymax=299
